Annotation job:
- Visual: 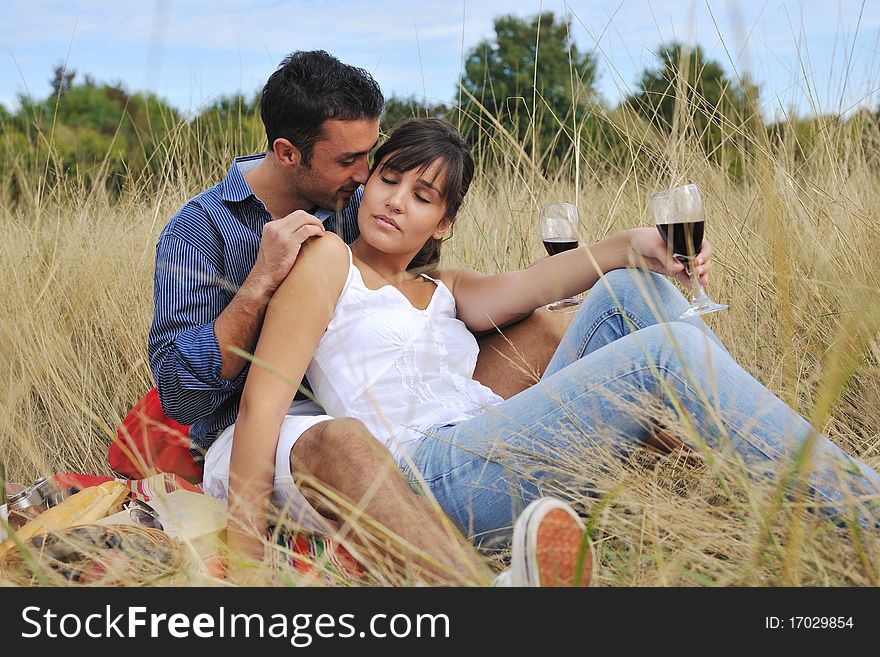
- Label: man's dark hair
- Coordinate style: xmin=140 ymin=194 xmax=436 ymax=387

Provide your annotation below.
xmin=260 ymin=50 xmax=384 ymax=166
xmin=371 ymin=118 xmax=474 ymax=270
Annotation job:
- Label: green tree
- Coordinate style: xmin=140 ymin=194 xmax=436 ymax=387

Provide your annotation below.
xmin=626 ymin=42 xmax=756 ymax=173
xmin=9 ymin=70 xmax=179 ymax=192
xmin=50 ymin=64 xmax=76 ymax=97
xmin=191 ymin=93 xmax=263 ymax=166
xmin=380 ymin=95 xmax=450 ymax=135
xmin=458 ymin=11 xmax=598 ymax=166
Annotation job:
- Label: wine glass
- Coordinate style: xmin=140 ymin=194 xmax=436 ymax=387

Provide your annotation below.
xmin=648 ymin=183 xmax=728 ymax=318
xmin=540 ymin=202 xmax=582 ymax=312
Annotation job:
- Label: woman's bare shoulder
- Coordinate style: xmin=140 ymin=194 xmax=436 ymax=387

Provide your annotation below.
xmin=300 ymin=230 xmax=348 ymax=259
xmin=273 ymin=232 xmax=350 ymax=303
xmin=297 ymin=231 xmax=350 ymax=275
xmin=431 ymin=267 xmax=485 ymax=294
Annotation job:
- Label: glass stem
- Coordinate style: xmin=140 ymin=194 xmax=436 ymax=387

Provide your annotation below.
xmin=683 ymin=259 xmax=709 ymax=306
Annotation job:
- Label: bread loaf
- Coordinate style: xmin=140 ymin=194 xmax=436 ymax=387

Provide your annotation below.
xmin=0 ymin=481 xmax=130 ymax=555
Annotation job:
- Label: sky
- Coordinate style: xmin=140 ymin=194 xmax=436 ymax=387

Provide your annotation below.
xmin=2 ymin=0 xmax=879 ymax=119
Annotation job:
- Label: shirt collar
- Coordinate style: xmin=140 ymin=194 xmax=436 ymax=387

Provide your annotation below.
xmin=311 ymin=206 xmax=335 ymax=222
xmin=220 ymin=153 xmax=266 ymax=203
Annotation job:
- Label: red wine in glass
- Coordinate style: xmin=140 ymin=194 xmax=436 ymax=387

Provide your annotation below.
xmin=649 ymin=183 xmax=727 ymax=318
xmin=539 ymin=202 xmax=582 ymax=312
xmin=656 ymin=220 xmax=704 ymax=261
xmin=543 ymin=237 xmax=580 ymax=256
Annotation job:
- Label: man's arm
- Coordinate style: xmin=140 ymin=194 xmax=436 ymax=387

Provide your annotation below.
xmin=148 ymin=231 xmax=246 ymax=425
xmin=149 ymin=207 xmax=327 ymax=424
xmin=212 ymin=276 xmax=271 ymax=381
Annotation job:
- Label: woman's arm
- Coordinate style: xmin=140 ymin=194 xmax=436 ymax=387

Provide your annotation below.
xmin=440 ymin=228 xmax=713 ymax=333
xmin=226 ymin=232 xmax=350 ymax=566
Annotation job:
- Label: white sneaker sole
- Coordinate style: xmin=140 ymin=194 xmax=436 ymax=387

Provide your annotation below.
xmin=510 ymin=497 xmax=591 ymax=587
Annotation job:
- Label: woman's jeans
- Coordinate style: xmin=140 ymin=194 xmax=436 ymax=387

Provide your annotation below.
xmin=405 ymin=269 xmax=880 ymax=546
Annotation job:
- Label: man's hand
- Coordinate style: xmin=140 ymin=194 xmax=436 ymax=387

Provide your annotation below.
xmin=247 ymin=210 xmax=326 ymax=296
xmin=625 ymin=227 xmax=713 ymax=289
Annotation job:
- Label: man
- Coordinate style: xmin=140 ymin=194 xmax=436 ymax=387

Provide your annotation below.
xmin=149 ymin=50 xmax=574 ymax=585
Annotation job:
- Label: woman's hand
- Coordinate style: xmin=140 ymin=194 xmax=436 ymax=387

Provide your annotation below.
xmin=625 ymin=227 xmax=712 ymax=289
xmin=225 ymin=510 xmax=269 ymax=585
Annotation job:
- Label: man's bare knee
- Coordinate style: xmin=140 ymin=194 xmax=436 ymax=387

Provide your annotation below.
xmin=317 ymin=416 xmax=394 ymax=460
xmin=290 ymin=417 xmax=399 ymax=497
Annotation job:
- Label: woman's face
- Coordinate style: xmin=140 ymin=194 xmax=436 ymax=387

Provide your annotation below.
xmin=358 ymin=157 xmax=451 ymax=257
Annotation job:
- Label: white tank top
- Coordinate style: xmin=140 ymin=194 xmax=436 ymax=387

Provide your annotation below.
xmin=306 ymin=247 xmax=503 ymax=464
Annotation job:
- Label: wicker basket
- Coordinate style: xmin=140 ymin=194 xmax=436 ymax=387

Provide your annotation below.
xmin=0 ymin=524 xmax=184 ymax=586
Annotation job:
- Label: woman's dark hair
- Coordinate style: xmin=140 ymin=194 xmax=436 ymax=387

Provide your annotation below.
xmin=371 ymin=118 xmax=474 ymax=270
xmin=260 ymin=50 xmax=384 ymax=166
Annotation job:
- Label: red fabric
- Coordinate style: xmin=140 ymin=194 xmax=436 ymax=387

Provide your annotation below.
xmin=108 ymin=387 xmax=202 ymax=484
xmin=52 ymin=473 xmax=114 ymax=490
xmin=50 ymin=472 xmax=201 ymax=500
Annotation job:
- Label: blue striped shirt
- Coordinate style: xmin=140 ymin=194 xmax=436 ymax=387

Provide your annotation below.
xmin=148 ymin=153 xmax=361 ymax=460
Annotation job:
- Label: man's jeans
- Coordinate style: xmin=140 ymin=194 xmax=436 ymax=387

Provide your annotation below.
xmin=405 ymin=269 xmax=880 ymax=546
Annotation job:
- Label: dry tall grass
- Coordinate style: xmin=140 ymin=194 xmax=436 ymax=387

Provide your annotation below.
xmin=2 ymin=61 xmax=879 ymax=586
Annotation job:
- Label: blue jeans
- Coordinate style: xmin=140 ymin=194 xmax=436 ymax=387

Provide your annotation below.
xmin=405 ymin=269 xmax=880 ymax=546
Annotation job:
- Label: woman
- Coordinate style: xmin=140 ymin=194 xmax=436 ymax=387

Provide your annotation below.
xmin=229 ymin=118 xmax=880 ymax=561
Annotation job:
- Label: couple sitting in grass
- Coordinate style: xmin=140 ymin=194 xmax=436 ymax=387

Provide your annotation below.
xmin=149 ymin=51 xmax=880 ymax=586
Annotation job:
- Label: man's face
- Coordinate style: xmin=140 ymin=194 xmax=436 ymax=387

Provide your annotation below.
xmin=290 ymin=117 xmax=380 ymax=211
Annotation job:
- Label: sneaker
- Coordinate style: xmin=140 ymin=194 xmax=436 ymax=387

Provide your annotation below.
xmin=509 ymin=497 xmax=592 ymax=587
